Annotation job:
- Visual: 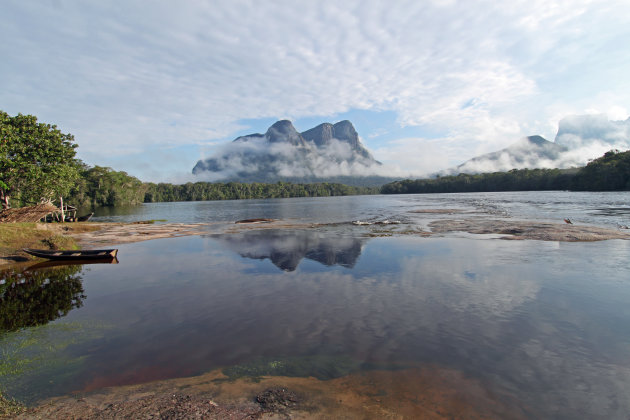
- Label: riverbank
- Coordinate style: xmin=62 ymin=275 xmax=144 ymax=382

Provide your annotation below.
xmin=0 ymin=222 xmax=212 ymax=266
xmin=0 ymin=223 xmax=99 ymax=266
xmin=11 ymin=365 xmax=525 ymax=419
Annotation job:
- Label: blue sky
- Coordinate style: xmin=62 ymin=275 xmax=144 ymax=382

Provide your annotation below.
xmin=2 ymin=0 xmax=629 ymax=182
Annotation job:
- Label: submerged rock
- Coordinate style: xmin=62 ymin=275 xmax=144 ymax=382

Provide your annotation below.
xmin=255 ymin=387 xmax=300 ymax=412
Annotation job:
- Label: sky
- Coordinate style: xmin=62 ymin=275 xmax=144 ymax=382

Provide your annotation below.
xmin=2 ymin=0 xmax=629 ymax=182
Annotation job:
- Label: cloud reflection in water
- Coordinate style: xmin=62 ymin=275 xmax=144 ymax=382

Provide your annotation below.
xmin=8 ymin=234 xmax=630 ymax=419
xmin=211 ymin=229 xmax=366 ymax=271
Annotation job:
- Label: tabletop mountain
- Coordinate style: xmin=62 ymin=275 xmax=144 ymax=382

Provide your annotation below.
xmin=193 ymin=120 xmax=388 ymax=185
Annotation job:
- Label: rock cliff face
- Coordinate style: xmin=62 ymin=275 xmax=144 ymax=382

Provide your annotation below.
xmin=192 ymin=120 xmax=383 ymax=183
xmin=265 ymin=120 xmax=307 ymax=146
xmin=301 ymin=121 xmax=372 ymax=159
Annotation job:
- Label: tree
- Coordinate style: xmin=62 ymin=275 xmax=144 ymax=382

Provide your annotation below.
xmin=0 ymin=111 xmax=81 ymax=209
xmin=67 ymin=166 xmax=148 ymax=207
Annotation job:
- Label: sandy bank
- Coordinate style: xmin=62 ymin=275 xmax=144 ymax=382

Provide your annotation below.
xmin=68 ymin=222 xmax=210 ymax=248
xmin=15 ymin=366 xmax=525 ymax=419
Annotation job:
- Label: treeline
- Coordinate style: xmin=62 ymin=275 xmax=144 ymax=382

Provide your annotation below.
xmin=381 ymin=150 xmax=630 ymax=194
xmin=571 ymin=149 xmax=630 ymax=190
xmin=69 ymin=166 xmax=378 ymax=207
xmin=144 ymin=181 xmax=377 ymax=202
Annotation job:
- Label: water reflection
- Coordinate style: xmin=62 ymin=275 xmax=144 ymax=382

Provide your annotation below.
xmin=211 ymin=229 xmax=366 ymax=271
xmin=4 ymin=235 xmax=630 ymax=418
xmin=0 ymin=265 xmax=85 ymax=332
xmin=25 ymin=258 xmax=118 ymax=270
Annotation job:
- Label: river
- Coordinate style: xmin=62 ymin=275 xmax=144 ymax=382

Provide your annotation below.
xmin=2 ymin=191 xmax=630 ymax=419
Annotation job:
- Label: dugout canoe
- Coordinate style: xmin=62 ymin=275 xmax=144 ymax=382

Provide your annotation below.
xmin=23 ymin=248 xmax=118 ymax=260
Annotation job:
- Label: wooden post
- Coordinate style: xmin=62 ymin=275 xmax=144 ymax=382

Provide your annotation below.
xmin=60 ymin=196 xmax=65 ymax=223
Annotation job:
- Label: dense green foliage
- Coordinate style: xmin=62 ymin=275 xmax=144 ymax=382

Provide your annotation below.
xmin=571 ymin=150 xmax=630 ymax=190
xmin=381 ymin=150 xmax=630 ymax=194
xmin=0 ymin=111 xmax=81 ymax=209
xmin=67 ymin=169 xmax=378 ymax=207
xmin=70 ymin=166 xmax=147 ymax=207
xmin=144 ymin=181 xmax=377 ymax=203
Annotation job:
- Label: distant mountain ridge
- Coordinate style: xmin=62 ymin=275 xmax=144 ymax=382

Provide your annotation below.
xmin=455 ymin=135 xmax=568 ymax=174
xmin=452 ymin=114 xmax=630 ymax=175
xmin=193 ymin=119 xmax=394 ymax=185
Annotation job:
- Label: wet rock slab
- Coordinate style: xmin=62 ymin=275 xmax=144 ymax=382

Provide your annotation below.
xmin=429 ymin=218 xmax=630 ymax=241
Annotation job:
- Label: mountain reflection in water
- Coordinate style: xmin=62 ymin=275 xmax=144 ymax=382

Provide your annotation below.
xmin=211 ymin=229 xmax=366 ymax=271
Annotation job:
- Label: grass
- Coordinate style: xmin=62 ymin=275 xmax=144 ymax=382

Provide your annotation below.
xmin=0 ymin=392 xmax=24 ymax=418
xmin=0 ymin=222 xmax=101 ymax=258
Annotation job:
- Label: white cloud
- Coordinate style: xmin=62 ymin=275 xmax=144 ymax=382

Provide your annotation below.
xmin=2 ymin=0 xmax=630 ymax=180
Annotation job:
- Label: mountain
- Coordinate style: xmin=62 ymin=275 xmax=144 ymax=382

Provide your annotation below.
xmin=454 ymin=135 xmax=568 ymax=174
xmin=453 ymin=115 xmax=630 ymax=174
xmin=192 ymin=120 xmax=393 ymax=185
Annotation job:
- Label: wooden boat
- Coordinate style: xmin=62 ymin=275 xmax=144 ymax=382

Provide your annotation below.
xmin=23 ymin=248 xmax=118 ymax=260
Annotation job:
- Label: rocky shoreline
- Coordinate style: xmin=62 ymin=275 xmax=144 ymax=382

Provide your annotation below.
xmin=74 ymin=217 xmax=630 ymax=247
xmin=12 ymin=366 xmax=524 ymax=419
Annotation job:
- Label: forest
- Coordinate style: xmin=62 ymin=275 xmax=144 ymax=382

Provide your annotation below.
xmin=67 ymin=166 xmax=378 ymax=208
xmin=381 ymin=150 xmax=630 ymax=194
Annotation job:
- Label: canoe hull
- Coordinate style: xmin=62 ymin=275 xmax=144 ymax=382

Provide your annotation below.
xmin=23 ymin=248 xmax=118 ymax=260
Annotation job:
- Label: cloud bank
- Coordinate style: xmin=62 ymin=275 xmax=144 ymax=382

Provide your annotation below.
xmin=451 ymin=115 xmax=630 ymax=175
xmin=2 ymin=1 xmax=630 ymax=180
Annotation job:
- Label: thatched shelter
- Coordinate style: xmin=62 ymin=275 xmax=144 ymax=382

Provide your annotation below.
xmin=0 ymin=203 xmax=59 ymax=223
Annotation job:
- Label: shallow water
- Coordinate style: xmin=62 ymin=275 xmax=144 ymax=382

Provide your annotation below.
xmin=2 ymin=192 xmax=630 ymax=419
xmin=89 ymin=191 xmax=630 ymax=229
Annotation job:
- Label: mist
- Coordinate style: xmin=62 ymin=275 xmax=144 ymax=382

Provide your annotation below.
xmin=451 ymin=115 xmax=630 ymax=175
xmin=192 ymin=120 xmax=399 ymax=182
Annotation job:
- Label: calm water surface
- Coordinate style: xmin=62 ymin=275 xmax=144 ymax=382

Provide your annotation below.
xmin=2 ymin=192 xmax=630 ymax=419
xmin=90 ymin=191 xmax=630 ymax=229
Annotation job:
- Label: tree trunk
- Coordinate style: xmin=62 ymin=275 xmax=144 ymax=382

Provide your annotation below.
xmin=60 ymin=196 xmax=65 ymax=223
xmin=0 ymin=191 xmax=9 ymax=209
